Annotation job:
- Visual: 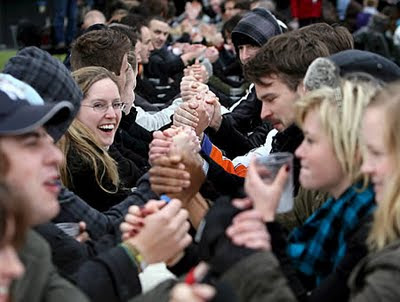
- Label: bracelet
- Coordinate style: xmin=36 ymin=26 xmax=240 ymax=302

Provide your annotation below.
xmin=120 ymin=242 xmax=148 ymax=272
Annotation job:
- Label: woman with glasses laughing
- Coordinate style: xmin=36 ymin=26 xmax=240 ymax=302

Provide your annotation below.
xmin=58 ymin=66 xmax=144 ymax=211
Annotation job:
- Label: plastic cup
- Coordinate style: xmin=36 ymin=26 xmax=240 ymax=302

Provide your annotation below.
xmin=255 ymin=152 xmax=294 ymax=213
xmin=55 ymin=222 xmax=80 ymax=237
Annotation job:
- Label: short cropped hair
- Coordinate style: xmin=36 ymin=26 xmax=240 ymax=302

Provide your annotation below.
xmin=71 ymin=29 xmax=131 ymax=75
xmin=298 ymin=23 xmax=354 ymax=54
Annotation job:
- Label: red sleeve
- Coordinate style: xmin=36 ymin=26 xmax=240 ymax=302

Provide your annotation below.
xmin=290 ymin=0 xmax=299 ymax=18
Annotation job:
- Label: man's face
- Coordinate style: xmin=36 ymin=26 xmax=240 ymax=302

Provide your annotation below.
xmin=116 ymin=53 xmax=129 ymax=92
xmin=255 ymin=74 xmax=300 ymax=132
xmin=210 ymin=0 xmax=221 ymax=14
xmin=224 ymin=1 xmax=238 ymax=19
xmin=149 ymin=19 xmax=170 ymax=50
xmin=0 ymin=127 xmax=63 ymax=226
xmin=123 ymin=63 xmax=138 ymax=115
xmin=139 ymin=26 xmax=155 ymax=63
xmin=238 ymin=44 xmax=260 ymax=64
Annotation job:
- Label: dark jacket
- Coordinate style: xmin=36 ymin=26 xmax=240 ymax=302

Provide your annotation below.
xmin=136 ymin=73 xmax=179 ymax=106
xmin=270 ymin=124 xmax=304 ymax=195
xmin=11 ymin=230 xmax=89 ymax=302
xmin=206 ymin=86 xmax=272 ymax=159
xmin=67 ymin=144 xmax=142 ymax=212
xmin=117 ymin=110 xmax=153 ymax=165
xmin=348 ymin=238 xmax=400 ymax=302
xmin=145 ymin=46 xmax=185 ymax=85
xmin=55 ymin=173 xmax=157 ymax=240
xmin=34 ymin=224 xmax=142 ymax=302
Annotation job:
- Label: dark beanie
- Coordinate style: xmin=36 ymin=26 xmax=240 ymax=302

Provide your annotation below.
xmin=231 ymin=8 xmax=282 ymax=49
xmin=3 ymin=47 xmax=82 ymax=141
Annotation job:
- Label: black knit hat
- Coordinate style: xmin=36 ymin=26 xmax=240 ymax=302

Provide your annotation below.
xmin=231 ymin=8 xmax=282 ymax=49
xmin=3 ymin=46 xmax=82 ymax=141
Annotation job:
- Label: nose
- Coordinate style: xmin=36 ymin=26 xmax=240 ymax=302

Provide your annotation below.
xmin=295 ymin=140 xmax=305 ymax=159
xmin=104 ymin=104 xmax=117 ymax=118
xmin=45 ymin=134 xmax=64 ymax=167
xmin=260 ymin=103 xmax=273 ymax=121
xmin=1 ymin=246 xmax=25 ymax=281
xmin=240 ymin=48 xmax=250 ymax=64
xmin=149 ymin=43 xmax=154 ymax=52
xmin=360 ymin=157 xmax=373 ymax=176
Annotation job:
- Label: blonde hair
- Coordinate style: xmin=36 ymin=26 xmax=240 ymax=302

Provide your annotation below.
xmin=58 ymin=67 xmax=121 ymax=194
xmin=296 ymin=80 xmax=378 ymax=184
xmin=367 ymin=82 xmax=400 ymax=251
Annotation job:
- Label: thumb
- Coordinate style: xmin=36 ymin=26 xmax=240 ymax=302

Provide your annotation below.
xmin=188 ymin=100 xmax=199 ymax=109
xmin=205 ymin=97 xmax=215 ymax=105
xmin=79 ymin=221 xmax=86 ymax=232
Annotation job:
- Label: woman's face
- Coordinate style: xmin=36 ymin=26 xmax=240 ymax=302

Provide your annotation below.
xmin=77 ymin=78 xmax=122 ymax=148
xmin=295 ymin=109 xmax=349 ymax=198
xmin=361 ymin=107 xmax=394 ymax=203
xmin=0 ymin=219 xmax=25 ymax=302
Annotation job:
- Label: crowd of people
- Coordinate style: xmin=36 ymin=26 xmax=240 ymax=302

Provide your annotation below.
xmin=3 ymin=0 xmax=400 ymax=301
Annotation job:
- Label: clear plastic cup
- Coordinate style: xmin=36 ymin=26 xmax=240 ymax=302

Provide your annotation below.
xmin=255 ymin=152 xmax=294 ymax=213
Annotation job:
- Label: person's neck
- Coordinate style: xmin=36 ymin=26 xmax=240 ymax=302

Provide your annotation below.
xmin=329 ymin=176 xmax=352 ymax=200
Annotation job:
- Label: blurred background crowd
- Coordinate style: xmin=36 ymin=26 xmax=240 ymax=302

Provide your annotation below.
xmin=1 ymin=0 xmax=400 ymax=64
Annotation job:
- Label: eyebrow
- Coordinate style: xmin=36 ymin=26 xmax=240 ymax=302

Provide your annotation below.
xmin=16 ymin=130 xmax=44 ymax=141
xmin=89 ymin=98 xmax=121 ymax=103
xmin=258 ymin=90 xmax=277 ymax=101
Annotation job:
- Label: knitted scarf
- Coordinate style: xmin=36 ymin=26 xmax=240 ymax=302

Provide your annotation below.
xmin=287 ymin=183 xmax=376 ymax=285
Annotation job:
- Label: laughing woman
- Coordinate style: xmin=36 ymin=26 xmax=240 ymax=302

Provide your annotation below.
xmin=59 ymin=66 xmax=143 ymax=211
xmin=348 ymin=82 xmax=400 ymax=301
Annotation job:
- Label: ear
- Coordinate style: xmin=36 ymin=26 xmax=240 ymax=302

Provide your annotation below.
xmin=296 ymin=81 xmax=306 ymax=97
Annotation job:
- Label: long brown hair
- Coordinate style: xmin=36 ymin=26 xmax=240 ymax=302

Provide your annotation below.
xmin=58 ymin=67 xmax=120 ymax=193
xmin=0 ymin=144 xmax=29 ymax=248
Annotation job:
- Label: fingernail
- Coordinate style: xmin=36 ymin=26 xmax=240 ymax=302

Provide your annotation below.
xmin=285 ymin=165 xmax=290 ymax=172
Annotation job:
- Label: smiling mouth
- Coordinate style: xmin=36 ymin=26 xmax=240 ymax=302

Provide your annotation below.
xmin=98 ymin=124 xmax=115 ymax=133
